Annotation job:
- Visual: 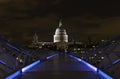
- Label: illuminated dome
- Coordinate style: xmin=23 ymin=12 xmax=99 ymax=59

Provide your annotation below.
xmin=53 ymin=20 xmax=68 ymax=43
xmin=55 ymin=27 xmax=67 ymax=35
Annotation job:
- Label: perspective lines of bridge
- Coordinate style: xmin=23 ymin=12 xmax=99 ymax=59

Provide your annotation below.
xmin=12 ymin=54 xmax=106 ymax=79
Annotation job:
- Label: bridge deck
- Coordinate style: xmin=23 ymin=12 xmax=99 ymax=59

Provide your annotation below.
xmin=14 ymin=54 xmax=103 ymax=79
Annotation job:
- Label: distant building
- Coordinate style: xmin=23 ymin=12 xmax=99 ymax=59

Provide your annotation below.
xmin=54 ymin=20 xmax=68 ymax=43
xmin=30 ymin=20 xmax=81 ymax=51
xmin=53 ymin=20 xmax=68 ymax=51
xmin=32 ymin=32 xmax=39 ymax=45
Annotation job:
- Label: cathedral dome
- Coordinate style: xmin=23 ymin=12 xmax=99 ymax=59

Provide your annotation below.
xmin=55 ymin=26 xmax=67 ymax=35
xmin=53 ymin=20 xmax=68 ymax=43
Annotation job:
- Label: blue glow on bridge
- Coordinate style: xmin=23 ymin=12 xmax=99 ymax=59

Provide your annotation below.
xmin=5 ymin=60 xmax=40 ymax=79
xmin=5 ymin=53 xmax=58 ymax=79
xmin=69 ymin=55 xmax=97 ymax=71
xmin=5 ymin=53 xmax=113 ymax=79
xmin=0 ymin=60 xmax=15 ymax=70
xmin=0 ymin=60 xmax=7 ymax=65
xmin=112 ymin=59 xmax=120 ymax=64
xmin=5 ymin=71 xmax=21 ymax=79
xmin=6 ymin=43 xmax=20 ymax=51
xmin=69 ymin=55 xmax=113 ymax=79
xmin=81 ymin=60 xmax=97 ymax=71
xmin=99 ymin=70 xmax=113 ymax=79
xmin=46 ymin=54 xmax=58 ymax=59
xmin=22 ymin=60 xmax=40 ymax=72
xmin=68 ymin=55 xmax=82 ymax=61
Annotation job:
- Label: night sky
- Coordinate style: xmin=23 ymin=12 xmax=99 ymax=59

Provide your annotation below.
xmin=0 ymin=0 xmax=120 ymax=44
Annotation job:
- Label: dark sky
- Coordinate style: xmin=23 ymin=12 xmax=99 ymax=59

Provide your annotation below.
xmin=0 ymin=0 xmax=120 ymax=44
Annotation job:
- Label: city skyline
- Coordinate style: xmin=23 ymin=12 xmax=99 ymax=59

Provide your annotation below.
xmin=0 ymin=0 xmax=120 ymax=44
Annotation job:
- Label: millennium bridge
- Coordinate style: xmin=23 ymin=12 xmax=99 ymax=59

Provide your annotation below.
xmin=0 ymin=36 xmax=120 ymax=79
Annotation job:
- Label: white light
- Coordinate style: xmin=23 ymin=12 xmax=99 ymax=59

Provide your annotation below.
xmin=101 ymin=40 xmax=104 ymax=42
xmin=78 ymin=48 xmax=80 ymax=51
xmin=20 ymin=59 xmax=23 ymax=63
xmin=94 ymin=54 xmax=97 ymax=56
xmin=22 ymin=60 xmax=40 ymax=72
xmin=81 ymin=57 xmax=84 ymax=59
xmin=91 ymin=57 xmax=94 ymax=59
xmin=69 ymin=55 xmax=82 ymax=62
xmin=46 ymin=54 xmax=58 ymax=59
xmin=101 ymin=57 xmax=104 ymax=59
xmin=16 ymin=57 xmax=19 ymax=60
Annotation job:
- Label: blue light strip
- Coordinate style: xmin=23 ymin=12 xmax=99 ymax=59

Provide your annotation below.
xmin=69 ymin=55 xmax=113 ymax=79
xmin=0 ymin=60 xmax=6 ymax=65
xmin=69 ymin=55 xmax=82 ymax=62
xmin=112 ymin=59 xmax=120 ymax=64
xmin=7 ymin=43 xmax=20 ymax=51
xmin=69 ymin=55 xmax=97 ymax=71
xmin=0 ymin=60 xmax=14 ymax=70
xmin=5 ymin=60 xmax=40 ymax=79
xmin=99 ymin=70 xmax=113 ymax=79
xmin=81 ymin=60 xmax=97 ymax=71
xmin=5 ymin=71 xmax=21 ymax=79
xmin=5 ymin=53 xmax=58 ymax=79
xmin=22 ymin=53 xmax=58 ymax=72
xmin=22 ymin=60 xmax=40 ymax=72
xmin=46 ymin=54 xmax=58 ymax=60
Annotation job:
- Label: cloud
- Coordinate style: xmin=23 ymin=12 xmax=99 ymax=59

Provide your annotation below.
xmin=0 ymin=0 xmax=120 ymax=43
xmin=0 ymin=0 xmax=10 ymax=3
xmin=63 ymin=15 xmax=120 ymax=40
xmin=0 ymin=14 xmax=59 ymax=43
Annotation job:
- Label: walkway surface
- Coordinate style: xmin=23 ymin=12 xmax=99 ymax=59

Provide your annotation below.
xmin=14 ymin=54 xmax=103 ymax=79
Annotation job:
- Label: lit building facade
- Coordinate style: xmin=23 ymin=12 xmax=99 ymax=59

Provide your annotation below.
xmin=53 ymin=20 xmax=68 ymax=51
xmin=53 ymin=20 xmax=68 ymax=43
xmin=31 ymin=20 xmax=70 ymax=51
